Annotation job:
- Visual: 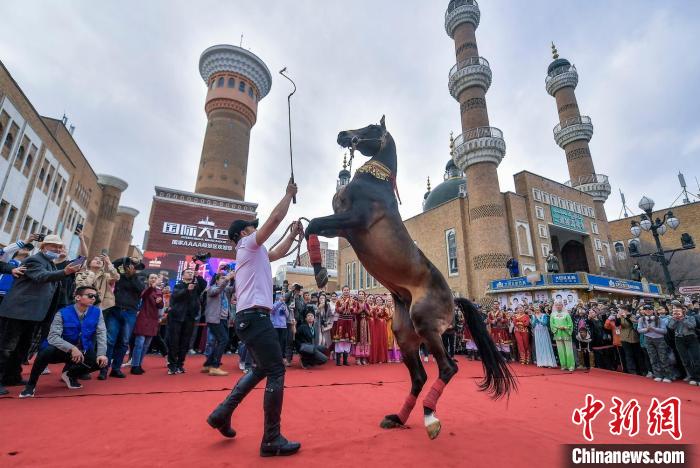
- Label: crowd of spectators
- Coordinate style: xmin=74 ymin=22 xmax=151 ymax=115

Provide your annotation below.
xmin=0 ymin=229 xmax=698 ymax=398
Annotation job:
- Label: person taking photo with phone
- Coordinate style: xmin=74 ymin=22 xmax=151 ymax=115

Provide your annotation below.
xmin=0 ymin=235 xmax=81 ymax=395
xmin=207 ymin=178 xmax=303 ymax=457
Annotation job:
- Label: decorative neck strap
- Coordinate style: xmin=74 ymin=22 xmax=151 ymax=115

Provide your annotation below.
xmin=354 ymin=160 xmax=402 ymax=204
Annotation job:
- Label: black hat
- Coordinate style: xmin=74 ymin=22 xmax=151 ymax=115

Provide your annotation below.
xmin=642 ymin=304 xmax=654 ymax=311
xmin=228 ymin=219 xmax=259 ymax=243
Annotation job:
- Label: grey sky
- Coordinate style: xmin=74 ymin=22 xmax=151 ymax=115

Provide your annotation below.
xmin=2 ymin=1 xmax=699 ymax=270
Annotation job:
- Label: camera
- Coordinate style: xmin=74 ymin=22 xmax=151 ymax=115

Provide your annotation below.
xmin=36 ymin=233 xmax=46 ymax=242
xmin=192 ymin=252 xmax=211 ymax=263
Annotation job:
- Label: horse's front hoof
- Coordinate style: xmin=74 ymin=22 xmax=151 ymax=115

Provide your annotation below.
xmin=425 ymin=414 xmax=441 ymax=440
xmin=380 ymin=414 xmax=404 ymax=429
xmin=315 ymin=268 xmax=329 ymax=288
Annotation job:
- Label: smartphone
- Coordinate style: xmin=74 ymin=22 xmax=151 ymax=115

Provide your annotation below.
xmin=100 ymin=248 xmax=109 ymax=256
xmin=75 ymin=223 xmax=83 ymax=235
xmin=68 ymin=256 xmax=86 ymax=268
xmin=36 ymin=233 xmax=46 ymax=242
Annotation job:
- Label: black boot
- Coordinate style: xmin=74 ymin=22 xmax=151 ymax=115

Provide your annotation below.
xmin=207 ymin=369 xmax=263 ymax=438
xmin=342 ymin=352 xmax=349 ymax=366
xmin=259 ymin=374 xmax=300 ymax=457
xmin=335 ymin=352 xmax=341 ymax=366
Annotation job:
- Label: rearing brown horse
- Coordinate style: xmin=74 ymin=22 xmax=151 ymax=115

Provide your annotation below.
xmin=305 ymin=116 xmax=516 ymax=439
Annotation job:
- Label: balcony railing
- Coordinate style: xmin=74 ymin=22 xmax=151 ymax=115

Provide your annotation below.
xmin=553 ymin=115 xmax=592 ymax=135
xmin=454 ymin=126 xmax=503 ymax=146
xmin=449 ymin=56 xmax=490 ymax=79
xmin=546 ymin=64 xmax=574 ymax=82
xmin=447 ymin=0 xmax=478 ymax=16
xmin=564 ymin=173 xmax=610 ymax=187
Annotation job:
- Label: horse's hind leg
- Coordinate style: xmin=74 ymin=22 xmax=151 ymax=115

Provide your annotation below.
xmin=380 ymin=299 xmax=426 ymax=429
xmin=380 ymin=341 xmax=426 ymax=429
xmin=413 ymin=303 xmax=459 ymax=439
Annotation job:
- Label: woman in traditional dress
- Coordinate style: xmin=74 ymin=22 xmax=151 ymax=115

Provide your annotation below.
xmin=332 ymin=286 xmax=356 ymax=366
xmin=531 ymin=305 xmax=557 ymax=368
xmin=353 ymin=290 xmax=371 ymax=365
xmin=487 ymin=302 xmax=512 ymax=361
xmin=369 ymin=295 xmax=389 ymax=364
xmin=513 ymin=306 xmax=531 ymax=364
xmin=316 ymin=293 xmax=334 ymax=352
xmin=550 ymin=301 xmax=575 ymax=371
xmin=385 ymin=295 xmax=402 ymax=363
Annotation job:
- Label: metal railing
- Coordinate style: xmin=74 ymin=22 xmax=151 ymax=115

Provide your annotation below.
xmin=545 ymin=64 xmax=573 ymax=82
xmin=447 ymin=0 xmax=478 ymax=16
xmin=553 ymin=115 xmax=592 ymax=134
xmin=449 ymin=56 xmax=490 ymax=79
xmin=564 ymin=173 xmax=610 ymax=187
xmin=454 ymin=127 xmax=503 ymax=146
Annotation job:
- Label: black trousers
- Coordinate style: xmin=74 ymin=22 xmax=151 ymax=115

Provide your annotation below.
xmin=621 ymin=341 xmax=646 ymax=375
xmin=0 ymin=317 xmax=38 ymax=384
xmin=442 ymin=332 xmax=456 ymax=358
xmin=213 ymin=309 xmax=286 ymax=443
xmin=28 ymin=345 xmax=100 ymax=387
xmin=299 ymin=345 xmax=328 ymax=367
xmin=167 ymin=319 xmax=195 ymax=369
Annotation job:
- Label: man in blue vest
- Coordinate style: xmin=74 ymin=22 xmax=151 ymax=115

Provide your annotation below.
xmin=19 ymin=286 xmax=108 ymax=398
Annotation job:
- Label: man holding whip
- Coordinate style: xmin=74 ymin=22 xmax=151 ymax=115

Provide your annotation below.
xmin=207 ymin=178 xmax=302 ymax=457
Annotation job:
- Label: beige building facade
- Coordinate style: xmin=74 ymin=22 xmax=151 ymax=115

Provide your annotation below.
xmin=0 ymin=61 xmax=138 ymax=258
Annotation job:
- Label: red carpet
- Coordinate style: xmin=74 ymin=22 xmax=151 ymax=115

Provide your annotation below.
xmin=1 ymin=355 xmax=698 ymax=467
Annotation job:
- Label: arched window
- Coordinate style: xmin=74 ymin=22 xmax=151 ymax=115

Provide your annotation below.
xmin=223 ymin=159 xmax=229 ymax=168
xmin=217 ymin=77 xmax=224 ymax=87
xmin=4 ymin=133 xmax=13 ymax=149
xmin=239 ymin=81 xmax=245 ymax=92
xmin=15 ymin=145 xmax=25 ymax=167
xmin=445 ymin=229 xmax=458 ymax=275
xmin=228 ymin=78 xmax=235 ymax=88
xmin=614 ymin=242 xmax=624 ymax=253
xmin=210 ymin=81 xmax=214 ymax=89
xmin=248 ymin=87 xmax=254 ymax=98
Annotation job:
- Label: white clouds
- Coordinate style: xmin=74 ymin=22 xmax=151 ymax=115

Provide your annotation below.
xmin=0 ymin=0 xmax=698 ymax=269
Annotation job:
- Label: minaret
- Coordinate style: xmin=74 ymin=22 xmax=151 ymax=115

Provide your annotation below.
xmin=445 ymin=0 xmax=511 ymax=298
xmin=337 ymin=153 xmax=351 ymax=191
xmin=422 ymin=177 xmax=431 ymax=210
xmin=546 ymin=43 xmax=611 ymax=219
xmin=195 ymin=45 xmax=272 ymax=201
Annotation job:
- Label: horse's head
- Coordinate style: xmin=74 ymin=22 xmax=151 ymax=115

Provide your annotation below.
xmin=337 ymin=115 xmax=387 ymax=157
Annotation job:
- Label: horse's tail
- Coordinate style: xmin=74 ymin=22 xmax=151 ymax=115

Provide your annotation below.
xmin=456 ymin=297 xmax=517 ymax=399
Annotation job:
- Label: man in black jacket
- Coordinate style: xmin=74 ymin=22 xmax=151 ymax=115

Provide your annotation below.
xmin=0 ymin=235 xmax=80 ymax=395
xmin=99 ymin=257 xmax=145 ymax=380
xmin=167 ymin=268 xmax=206 ymax=374
xmin=294 ymin=311 xmax=328 ymax=369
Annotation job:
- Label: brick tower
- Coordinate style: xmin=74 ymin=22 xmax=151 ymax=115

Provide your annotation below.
xmin=445 ymin=0 xmax=511 ymax=299
xmin=546 ymin=43 xmax=611 ymax=220
xmin=195 ymin=45 xmax=272 ymax=201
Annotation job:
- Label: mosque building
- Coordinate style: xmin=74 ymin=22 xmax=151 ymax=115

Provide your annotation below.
xmin=336 ymin=0 xmax=695 ymax=303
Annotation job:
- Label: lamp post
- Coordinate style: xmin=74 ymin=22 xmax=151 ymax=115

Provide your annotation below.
xmin=628 ymin=196 xmax=695 ymax=296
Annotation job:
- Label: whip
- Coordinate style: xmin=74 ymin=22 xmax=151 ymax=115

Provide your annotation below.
xmin=279 ymin=67 xmax=297 ymax=204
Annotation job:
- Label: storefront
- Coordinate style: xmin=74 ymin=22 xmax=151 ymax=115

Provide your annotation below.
xmin=487 ymin=272 xmax=665 ymax=309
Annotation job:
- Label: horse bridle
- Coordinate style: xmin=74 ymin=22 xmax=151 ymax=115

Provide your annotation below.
xmin=348 ymin=128 xmax=387 ymax=172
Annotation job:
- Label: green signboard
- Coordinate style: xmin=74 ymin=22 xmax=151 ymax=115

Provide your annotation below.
xmin=550 ymin=206 xmax=586 ymax=233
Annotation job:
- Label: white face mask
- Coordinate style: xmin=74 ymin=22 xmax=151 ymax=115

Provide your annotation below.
xmin=43 ymin=250 xmax=60 ymax=261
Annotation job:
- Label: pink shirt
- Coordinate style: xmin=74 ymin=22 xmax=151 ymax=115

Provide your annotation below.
xmin=234 ymin=231 xmax=273 ymax=311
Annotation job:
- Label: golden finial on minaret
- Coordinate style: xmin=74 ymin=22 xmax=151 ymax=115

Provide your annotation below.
xmin=426 ymin=176 xmax=431 ymax=192
xmin=551 ymin=42 xmax=559 ymax=60
xmin=449 ymin=131 xmax=455 ymax=157
xmin=342 ymin=153 xmax=348 ymax=170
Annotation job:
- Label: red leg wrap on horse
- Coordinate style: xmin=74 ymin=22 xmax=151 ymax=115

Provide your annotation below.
xmin=397 ymin=394 xmax=417 ymax=424
xmin=307 ymin=235 xmax=322 ymax=264
xmin=423 ymin=379 xmax=447 ymax=412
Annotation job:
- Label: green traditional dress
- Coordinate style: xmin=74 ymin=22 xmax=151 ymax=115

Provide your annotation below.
xmin=550 ymin=310 xmax=575 ymax=371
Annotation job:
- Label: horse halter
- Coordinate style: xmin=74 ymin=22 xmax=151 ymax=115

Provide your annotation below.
xmin=348 ymin=128 xmax=387 ymax=172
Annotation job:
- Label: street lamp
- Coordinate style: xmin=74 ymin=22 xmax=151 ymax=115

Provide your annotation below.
xmin=628 ymin=197 xmax=695 ymax=296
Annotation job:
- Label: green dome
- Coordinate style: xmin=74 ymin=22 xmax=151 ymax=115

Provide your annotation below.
xmin=423 ymin=177 xmax=466 ymax=211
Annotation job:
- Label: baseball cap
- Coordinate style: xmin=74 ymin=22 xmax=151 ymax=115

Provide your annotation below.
xmin=228 ymin=219 xmax=259 ymax=243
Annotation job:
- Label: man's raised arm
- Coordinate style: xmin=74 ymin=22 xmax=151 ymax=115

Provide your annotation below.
xmin=255 ymin=179 xmax=298 ymax=247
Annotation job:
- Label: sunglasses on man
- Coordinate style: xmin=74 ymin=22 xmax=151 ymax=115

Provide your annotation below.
xmin=81 ymin=293 xmax=98 ymax=299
